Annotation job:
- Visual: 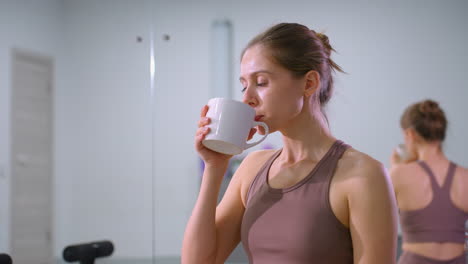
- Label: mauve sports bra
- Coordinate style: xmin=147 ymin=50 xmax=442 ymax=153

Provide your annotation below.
xmin=400 ymin=161 xmax=468 ymax=243
xmin=241 ymin=140 xmax=353 ymax=264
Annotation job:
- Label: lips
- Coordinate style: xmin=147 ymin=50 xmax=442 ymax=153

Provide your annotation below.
xmin=254 ymin=115 xmax=264 ymax=121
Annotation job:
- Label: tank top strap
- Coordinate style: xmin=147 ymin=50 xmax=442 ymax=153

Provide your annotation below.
xmin=441 ymin=161 xmax=457 ymax=192
xmin=245 ymin=149 xmax=281 ymax=205
xmin=417 ymin=161 xmax=441 ymax=192
xmin=315 ymin=140 xmax=349 ymax=183
xmin=329 ymin=140 xmax=349 ymax=160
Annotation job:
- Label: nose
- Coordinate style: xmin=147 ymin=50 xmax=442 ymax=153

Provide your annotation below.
xmin=242 ymin=86 xmax=259 ymax=107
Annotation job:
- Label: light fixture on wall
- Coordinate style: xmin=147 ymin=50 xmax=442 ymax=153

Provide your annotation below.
xmin=211 ymin=19 xmax=233 ymax=99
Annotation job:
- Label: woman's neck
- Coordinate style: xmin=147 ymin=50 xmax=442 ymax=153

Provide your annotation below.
xmin=416 ymin=141 xmax=447 ymax=162
xmin=279 ymin=106 xmax=335 ymax=164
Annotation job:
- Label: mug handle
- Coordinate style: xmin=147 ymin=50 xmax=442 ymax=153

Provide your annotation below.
xmin=245 ymin=121 xmax=269 ymax=149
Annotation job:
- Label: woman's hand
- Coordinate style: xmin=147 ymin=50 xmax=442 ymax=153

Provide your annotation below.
xmin=390 ymin=148 xmax=403 ymax=167
xmin=195 ymin=105 xmax=258 ymax=166
xmin=390 ymin=145 xmax=418 ymax=167
xmin=195 ymin=105 xmax=232 ymax=166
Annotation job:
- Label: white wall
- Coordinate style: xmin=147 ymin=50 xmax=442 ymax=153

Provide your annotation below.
xmin=59 ymin=0 xmax=154 ymax=258
xmin=0 ymin=0 xmax=65 ymax=254
xmin=152 ymin=0 xmax=468 ymax=257
xmin=1 ymin=0 xmax=155 ymax=259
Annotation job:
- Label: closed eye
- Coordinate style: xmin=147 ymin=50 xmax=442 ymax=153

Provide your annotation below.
xmin=241 ymin=87 xmax=247 ymax=93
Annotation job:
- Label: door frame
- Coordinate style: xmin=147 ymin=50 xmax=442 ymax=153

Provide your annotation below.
xmin=9 ymin=47 xmax=55 ymax=261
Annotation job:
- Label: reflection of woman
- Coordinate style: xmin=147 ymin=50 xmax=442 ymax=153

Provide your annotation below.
xmin=390 ymin=99 xmax=468 ymax=264
xmin=183 ymin=22 xmax=398 ymax=263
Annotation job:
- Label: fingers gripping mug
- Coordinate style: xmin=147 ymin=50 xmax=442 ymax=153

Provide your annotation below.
xmin=396 ymin=143 xmax=409 ymax=161
xmin=202 ymin=98 xmax=269 ymax=155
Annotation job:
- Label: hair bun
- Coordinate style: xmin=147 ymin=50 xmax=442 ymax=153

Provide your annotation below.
xmin=314 ymin=31 xmax=334 ymax=56
xmin=312 ymin=30 xmax=344 ymax=75
xmin=401 ymin=99 xmax=447 ymax=141
xmin=419 ymin=99 xmax=440 ymax=117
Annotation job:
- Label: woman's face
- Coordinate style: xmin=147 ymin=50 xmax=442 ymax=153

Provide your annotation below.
xmin=240 ymin=45 xmax=307 ymax=134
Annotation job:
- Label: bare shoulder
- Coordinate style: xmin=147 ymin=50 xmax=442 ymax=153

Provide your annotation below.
xmin=388 ymin=162 xmax=420 ymax=188
xmin=336 ymin=147 xmax=386 ymax=181
xmin=455 ymin=163 xmax=468 ymax=177
xmin=237 ymin=149 xmax=277 ymax=174
xmin=454 ymin=163 xmax=468 ymax=187
xmin=453 ymin=163 xmax=468 ymax=210
xmin=335 ymin=147 xmax=398 ymax=217
xmin=235 ymin=149 xmax=278 ymax=206
xmin=335 ymin=147 xmax=393 ymax=195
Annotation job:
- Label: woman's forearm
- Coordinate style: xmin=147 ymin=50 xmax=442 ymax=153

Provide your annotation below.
xmin=181 ymin=163 xmax=228 ymax=264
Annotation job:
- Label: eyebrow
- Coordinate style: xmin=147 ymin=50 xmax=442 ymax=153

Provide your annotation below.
xmin=239 ymin=70 xmax=273 ymax=81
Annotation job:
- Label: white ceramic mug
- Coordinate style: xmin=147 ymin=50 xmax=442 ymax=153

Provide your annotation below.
xmin=202 ymin=98 xmax=269 ymax=155
xmin=396 ymin=143 xmax=409 ymax=161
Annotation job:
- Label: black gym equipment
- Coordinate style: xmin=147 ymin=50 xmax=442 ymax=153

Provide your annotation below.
xmin=63 ymin=240 xmax=114 ymax=264
xmin=0 ymin=253 xmax=12 ymax=264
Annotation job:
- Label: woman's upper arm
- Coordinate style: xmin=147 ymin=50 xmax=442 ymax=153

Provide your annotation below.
xmin=212 ymin=151 xmax=267 ymax=263
xmin=348 ymin=161 xmax=398 ymax=264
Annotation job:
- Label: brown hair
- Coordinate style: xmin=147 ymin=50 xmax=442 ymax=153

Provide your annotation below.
xmin=241 ymin=22 xmax=344 ymax=106
xmin=400 ymin=99 xmax=448 ymax=141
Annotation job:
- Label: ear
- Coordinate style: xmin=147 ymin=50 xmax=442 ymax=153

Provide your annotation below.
xmin=304 ymin=70 xmax=320 ymax=97
xmin=403 ymin=128 xmax=411 ymax=138
xmin=406 ymin=128 xmax=421 ymax=143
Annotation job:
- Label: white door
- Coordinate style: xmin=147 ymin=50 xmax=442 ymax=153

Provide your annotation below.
xmin=10 ymin=50 xmax=53 ymax=264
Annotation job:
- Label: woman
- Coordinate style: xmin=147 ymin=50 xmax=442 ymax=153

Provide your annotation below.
xmin=182 ymin=22 xmax=398 ymax=264
xmin=390 ymin=99 xmax=468 ymax=264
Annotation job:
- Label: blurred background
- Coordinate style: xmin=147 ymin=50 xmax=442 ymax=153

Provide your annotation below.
xmin=0 ymin=0 xmax=467 ymax=263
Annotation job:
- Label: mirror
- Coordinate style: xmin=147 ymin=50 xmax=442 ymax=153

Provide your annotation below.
xmin=151 ymin=0 xmax=468 ymax=263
